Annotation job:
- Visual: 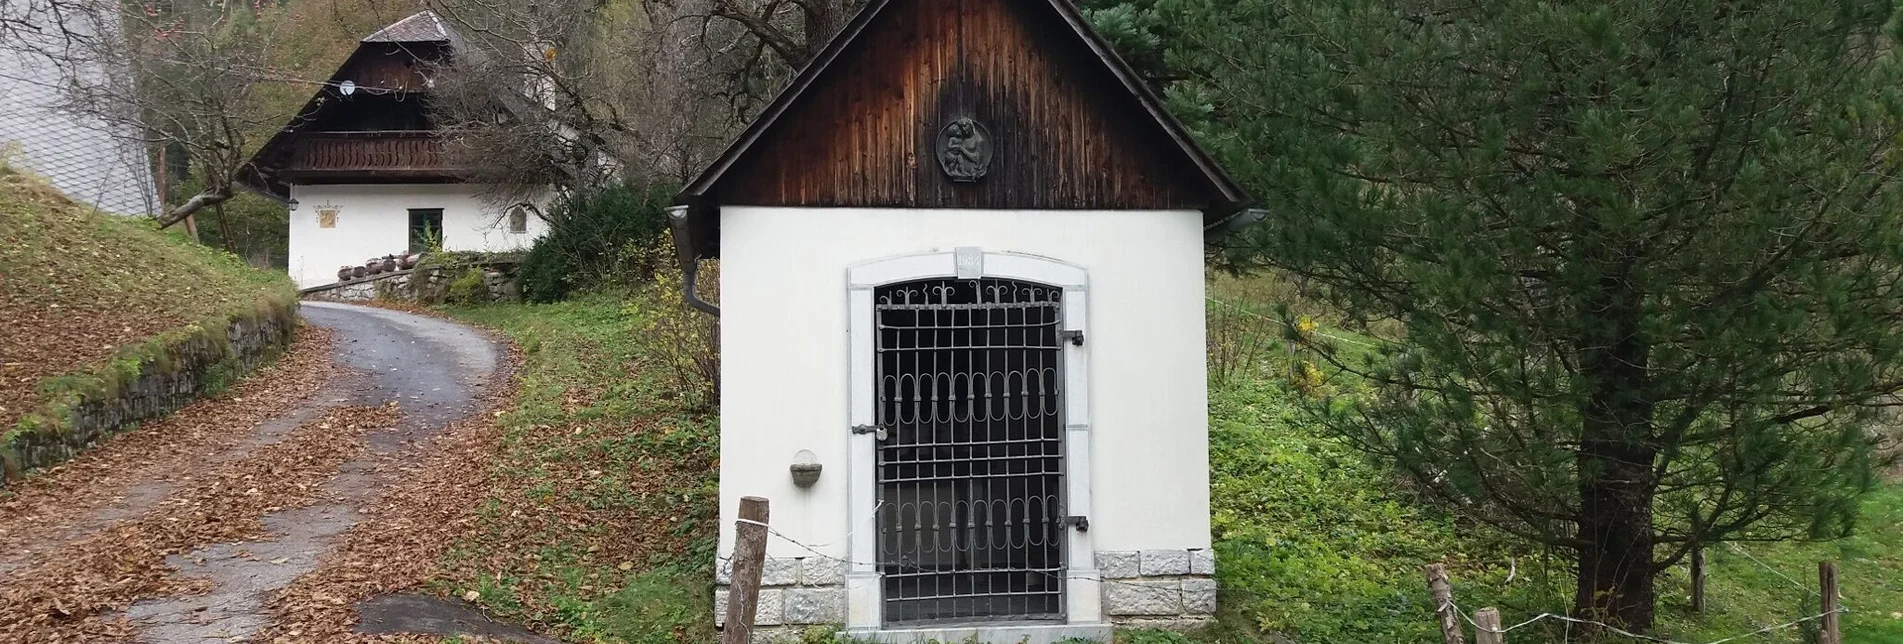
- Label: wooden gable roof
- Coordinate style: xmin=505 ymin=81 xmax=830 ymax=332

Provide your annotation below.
xmin=235 ymin=12 xmax=457 ymax=200
xmin=676 ymin=0 xmax=1250 ymax=259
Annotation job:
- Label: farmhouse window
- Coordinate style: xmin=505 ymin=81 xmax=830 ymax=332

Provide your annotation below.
xmin=408 ymin=208 xmax=443 ymax=253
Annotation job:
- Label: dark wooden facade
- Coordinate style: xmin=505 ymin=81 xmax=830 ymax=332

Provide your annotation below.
xmin=680 ymin=0 xmax=1247 ymax=258
xmin=238 ymin=31 xmax=459 ymax=199
xmin=334 ymin=42 xmax=445 ymax=93
xmin=277 ymin=131 xmax=448 ymax=182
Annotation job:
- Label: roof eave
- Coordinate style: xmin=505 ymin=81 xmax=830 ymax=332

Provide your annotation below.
xmin=677 ymin=0 xmax=1252 ymax=210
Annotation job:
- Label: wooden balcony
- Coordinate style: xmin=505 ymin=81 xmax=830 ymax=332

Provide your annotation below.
xmin=280 ymin=131 xmax=460 ymax=182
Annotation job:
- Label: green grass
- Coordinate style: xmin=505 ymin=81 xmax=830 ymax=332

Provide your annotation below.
xmin=0 ymin=157 xmax=295 ymax=462
xmin=438 ymin=295 xmax=719 ymax=643
xmin=1194 ymin=276 xmax=1903 ymax=644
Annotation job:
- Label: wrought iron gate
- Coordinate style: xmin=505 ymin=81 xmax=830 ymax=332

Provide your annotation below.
xmin=873 ymin=278 xmax=1067 ymax=625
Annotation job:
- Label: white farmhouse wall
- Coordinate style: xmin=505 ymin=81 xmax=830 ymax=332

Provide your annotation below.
xmin=717 ymin=207 xmax=1212 ymax=565
xmin=287 ymin=183 xmax=549 ymax=288
xmin=0 ymin=7 xmax=158 ymax=216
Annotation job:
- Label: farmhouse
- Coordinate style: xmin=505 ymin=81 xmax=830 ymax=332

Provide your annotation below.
xmin=237 ymin=11 xmax=548 ymax=288
xmin=673 ymin=0 xmax=1256 ymax=641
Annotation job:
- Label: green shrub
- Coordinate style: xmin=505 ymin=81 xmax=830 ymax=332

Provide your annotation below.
xmin=445 ymin=268 xmax=488 ymax=305
xmin=519 ymin=182 xmax=675 ymax=303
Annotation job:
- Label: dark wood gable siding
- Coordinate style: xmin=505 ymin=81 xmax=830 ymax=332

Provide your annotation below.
xmin=712 ymin=0 xmax=1216 ymax=211
xmin=336 ymin=43 xmax=445 ymax=93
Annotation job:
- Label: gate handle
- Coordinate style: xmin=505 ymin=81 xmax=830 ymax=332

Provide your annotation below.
xmin=1064 ymin=516 xmax=1090 ymax=532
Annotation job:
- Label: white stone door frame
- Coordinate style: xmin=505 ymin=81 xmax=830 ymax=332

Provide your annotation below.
xmin=844 ymin=248 xmax=1100 ymax=632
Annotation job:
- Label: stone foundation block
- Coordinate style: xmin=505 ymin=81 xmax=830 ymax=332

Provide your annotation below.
xmin=1182 ymin=577 xmax=1218 ymax=614
xmin=800 ymin=559 xmax=846 ymax=586
xmin=1097 ymin=551 xmax=1141 ymax=579
xmin=714 ymin=588 xmax=785 ymax=627
xmin=1104 ymin=579 xmax=1183 ymax=616
xmin=1140 ymin=549 xmax=1192 ymax=576
xmin=782 ymin=588 xmax=845 ymax=624
xmin=761 ymin=557 xmax=801 ymax=586
xmin=1190 ymin=549 xmax=1216 ymax=575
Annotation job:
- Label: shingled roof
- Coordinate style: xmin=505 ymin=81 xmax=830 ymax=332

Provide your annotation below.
xmin=361 ymin=10 xmax=451 ymax=44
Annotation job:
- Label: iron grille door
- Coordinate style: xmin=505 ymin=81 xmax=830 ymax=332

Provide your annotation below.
xmin=874 ymin=278 xmax=1067 ymax=625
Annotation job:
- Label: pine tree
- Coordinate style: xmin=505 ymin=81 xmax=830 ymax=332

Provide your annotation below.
xmin=1164 ymin=0 xmax=1903 ymax=632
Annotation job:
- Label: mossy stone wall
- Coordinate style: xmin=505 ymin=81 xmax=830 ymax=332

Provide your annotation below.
xmin=0 ymin=300 xmax=298 ymax=485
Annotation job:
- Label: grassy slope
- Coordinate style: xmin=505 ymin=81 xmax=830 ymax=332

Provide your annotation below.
xmin=438 ymin=297 xmax=721 ymax=644
xmin=1176 ymin=371 xmax=1903 ymax=644
xmin=1175 ymin=277 xmax=1903 ymax=644
xmin=0 ymin=164 xmax=293 ymax=432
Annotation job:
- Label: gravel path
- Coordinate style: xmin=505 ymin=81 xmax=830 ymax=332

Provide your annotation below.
xmin=125 ymin=303 xmax=501 ymax=643
xmin=0 ymin=303 xmax=518 ymax=643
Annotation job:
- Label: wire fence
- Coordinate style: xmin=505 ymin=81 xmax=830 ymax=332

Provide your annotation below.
xmin=1430 ymin=545 xmax=1847 ymax=644
xmin=719 ymin=505 xmax=1852 ymax=644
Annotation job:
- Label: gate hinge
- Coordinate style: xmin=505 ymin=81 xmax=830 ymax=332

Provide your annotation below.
xmin=1064 ymin=515 xmax=1090 ymax=532
xmin=852 ymin=424 xmax=888 ymax=440
xmin=1060 ymin=330 xmax=1085 ymax=346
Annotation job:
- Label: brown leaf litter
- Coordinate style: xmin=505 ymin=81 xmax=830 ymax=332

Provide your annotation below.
xmin=0 ymin=326 xmax=339 ymax=574
xmin=258 ymin=343 xmax=524 ymax=644
xmin=0 ymin=402 xmax=400 ymax=642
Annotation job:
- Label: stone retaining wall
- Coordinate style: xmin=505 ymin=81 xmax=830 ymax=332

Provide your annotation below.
xmin=1 ymin=299 xmax=298 ymax=484
xmin=301 ymin=264 xmax=521 ymax=305
xmin=712 ymin=549 xmax=1216 ymax=642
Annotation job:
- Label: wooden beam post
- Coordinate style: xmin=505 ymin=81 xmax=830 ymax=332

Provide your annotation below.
xmin=1819 ymin=561 xmax=1841 ymax=644
xmin=1690 ymin=545 xmax=1706 ymax=614
xmin=721 ymin=496 xmax=770 ymax=644
xmin=1426 ymin=564 xmax=1465 ymax=644
xmin=1474 ymin=608 xmax=1505 ymax=644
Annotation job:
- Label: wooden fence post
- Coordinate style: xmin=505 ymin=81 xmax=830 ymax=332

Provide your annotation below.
xmin=1474 ymin=607 xmax=1505 ymax=644
xmin=721 ymin=496 xmax=770 ymax=644
xmin=1691 ymin=546 xmax=1706 ymax=614
xmin=1426 ymin=564 xmax=1466 ymax=644
xmin=1819 ymin=561 xmax=1841 ymax=644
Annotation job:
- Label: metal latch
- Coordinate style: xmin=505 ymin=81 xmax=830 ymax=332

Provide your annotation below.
xmin=852 ymin=424 xmax=888 ymax=440
xmin=1060 ymin=330 xmax=1085 ymax=346
xmin=1064 ymin=515 xmax=1090 ymax=532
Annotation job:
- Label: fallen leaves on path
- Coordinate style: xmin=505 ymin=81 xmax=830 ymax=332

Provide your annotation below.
xmin=0 ymin=402 xmax=400 ymax=643
xmin=259 ymin=344 xmax=523 ymax=644
xmin=0 ymin=326 xmax=339 ymax=572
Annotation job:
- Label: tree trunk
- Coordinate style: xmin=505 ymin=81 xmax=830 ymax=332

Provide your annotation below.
xmin=1573 ymin=269 xmax=1659 ymax=634
xmin=212 ymin=202 xmax=234 ymax=253
xmin=1573 ymin=443 xmax=1657 ymax=632
xmin=157 ymin=186 xmax=233 ymax=229
xmin=801 ymin=1 xmax=843 ymax=58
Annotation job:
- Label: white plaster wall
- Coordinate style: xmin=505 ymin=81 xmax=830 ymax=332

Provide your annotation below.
xmin=717 ymin=207 xmax=1212 ymax=563
xmin=287 ymin=183 xmax=549 ymax=288
xmin=0 ymin=6 xmax=159 ymax=216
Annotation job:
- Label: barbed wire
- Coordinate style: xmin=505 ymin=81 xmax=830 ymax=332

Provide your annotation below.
xmin=1449 ymin=598 xmax=1845 ymax=644
xmin=1725 ymin=543 xmax=1820 ymax=597
xmin=716 ymin=518 xmax=1208 ymax=594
